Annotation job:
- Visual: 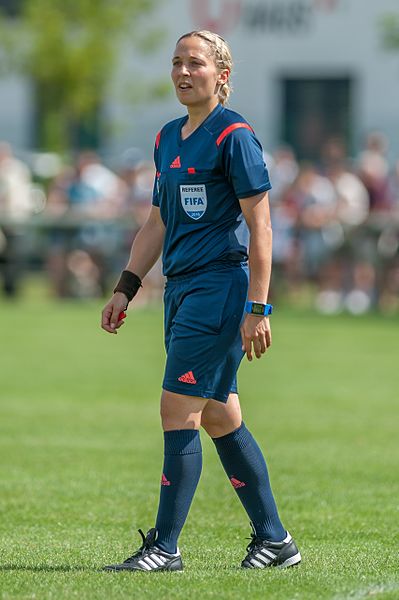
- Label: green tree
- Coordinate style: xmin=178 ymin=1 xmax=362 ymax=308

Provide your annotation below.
xmin=0 ymin=0 xmax=163 ymax=151
xmin=381 ymin=12 xmax=399 ymax=50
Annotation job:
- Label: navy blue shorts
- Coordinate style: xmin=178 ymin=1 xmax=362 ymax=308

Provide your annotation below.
xmin=162 ymin=265 xmax=248 ymax=403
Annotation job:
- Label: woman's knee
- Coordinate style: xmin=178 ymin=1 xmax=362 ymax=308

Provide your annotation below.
xmin=201 ymin=415 xmax=241 ymax=438
xmin=201 ymin=394 xmax=242 ymax=438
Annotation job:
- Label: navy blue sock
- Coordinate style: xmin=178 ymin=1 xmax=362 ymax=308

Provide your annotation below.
xmin=212 ymin=422 xmax=286 ymax=541
xmin=155 ymin=429 xmax=202 ymax=554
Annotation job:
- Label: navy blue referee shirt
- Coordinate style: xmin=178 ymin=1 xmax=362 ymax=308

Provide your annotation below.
xmin=152 ymin=103 xmax=271 ymax=277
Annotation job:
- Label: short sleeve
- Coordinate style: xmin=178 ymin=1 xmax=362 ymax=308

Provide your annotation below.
xmin=152 ymin=174 xmax=160 ymax=207
xmin=152 ymin=131 xmax=161 ymax=207
xmin=220 ymin=127 xmax=272 ymax=199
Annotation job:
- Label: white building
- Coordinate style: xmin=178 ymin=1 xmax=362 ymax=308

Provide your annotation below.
xmin=1 ymin=0 xmax=399 ymax=161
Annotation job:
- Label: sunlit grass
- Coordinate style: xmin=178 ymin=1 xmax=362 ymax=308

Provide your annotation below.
xmin=0 ymin=299 xmax=398 ymax=599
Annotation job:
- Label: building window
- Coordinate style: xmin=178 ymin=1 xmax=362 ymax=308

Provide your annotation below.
xmin=281 ymin=77 xmax=352 ymax=161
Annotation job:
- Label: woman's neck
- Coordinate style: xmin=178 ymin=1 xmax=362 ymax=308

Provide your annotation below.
xmin=183 ymin=100 xmax=220 ymax=138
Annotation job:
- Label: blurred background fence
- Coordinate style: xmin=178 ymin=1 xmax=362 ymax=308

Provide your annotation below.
xmin=1 ymin=137 xmax=399 ymax=314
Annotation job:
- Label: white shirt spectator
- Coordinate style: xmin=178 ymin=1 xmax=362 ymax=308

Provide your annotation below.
xmin=0 ymin=142 xmax=33 ymax=222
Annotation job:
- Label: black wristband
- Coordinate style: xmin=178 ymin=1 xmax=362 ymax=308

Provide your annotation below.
xmin=113 ymin=270 xmax=142 ymax=302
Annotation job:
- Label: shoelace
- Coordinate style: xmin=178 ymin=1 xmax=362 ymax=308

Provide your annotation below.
xmin=124 ymin=528 xmax=155 ymax=563
xmin=245 ymin=530 xmax=264 ymax=554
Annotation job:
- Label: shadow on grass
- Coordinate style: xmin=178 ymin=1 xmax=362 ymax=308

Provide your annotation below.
xmin=0 ymin=564 xmax=99 ymax=573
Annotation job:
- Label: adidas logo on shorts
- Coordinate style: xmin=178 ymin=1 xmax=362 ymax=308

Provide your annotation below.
xmin=177 ymin=371 xmax=197 ymax=384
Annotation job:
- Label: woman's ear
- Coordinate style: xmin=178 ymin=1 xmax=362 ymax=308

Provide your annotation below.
xmin=218 ymin=68 xmax=230 ymax=85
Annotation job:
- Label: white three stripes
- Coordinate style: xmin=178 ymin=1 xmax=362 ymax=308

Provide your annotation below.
xmin=249 ymin=547 xmax=276 ymax=568
xmin=138 ymin=553 xmax=168 ymax=570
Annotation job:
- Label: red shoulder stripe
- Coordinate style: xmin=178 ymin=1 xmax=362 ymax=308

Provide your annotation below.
xmin=216 ymin=122 xmax=254 ymax=147
xmin=155 ymin=130 xmax=161 ymax=149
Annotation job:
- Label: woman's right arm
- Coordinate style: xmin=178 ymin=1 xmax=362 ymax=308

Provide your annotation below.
xmin=101 ymin=205 xmax=165 ymax=333
xmin=125 ymin=205 xmax=165 ymax=279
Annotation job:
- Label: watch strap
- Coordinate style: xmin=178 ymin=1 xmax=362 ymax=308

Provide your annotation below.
xmin=245 ymin=301 xmax=273 ymax=316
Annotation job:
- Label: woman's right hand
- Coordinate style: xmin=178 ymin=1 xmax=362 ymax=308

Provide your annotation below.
xmin=101 ymin=292 xmax=129 ymax=334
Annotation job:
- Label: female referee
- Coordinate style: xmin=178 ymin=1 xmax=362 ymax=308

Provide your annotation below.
xmin=101 ymin=30 xmax=301 ymax=572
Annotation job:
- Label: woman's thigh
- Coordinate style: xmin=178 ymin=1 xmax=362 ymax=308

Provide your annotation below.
xmin=160 ymin=389 xmax=209 ymax=431
xmin=160 ymin=390 xmax=242 ymax=436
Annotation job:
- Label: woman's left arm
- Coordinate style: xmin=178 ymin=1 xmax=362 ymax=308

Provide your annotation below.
xmin=239 ymin=191 xmax=273 ymax=361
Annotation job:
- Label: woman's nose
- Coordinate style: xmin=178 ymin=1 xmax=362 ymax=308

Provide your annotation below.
xmin=180 ymin=63 xmax=190 ymax=76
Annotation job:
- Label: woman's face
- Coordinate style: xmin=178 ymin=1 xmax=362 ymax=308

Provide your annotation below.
xmin=171 ymin=36 xmax=228 ymax=108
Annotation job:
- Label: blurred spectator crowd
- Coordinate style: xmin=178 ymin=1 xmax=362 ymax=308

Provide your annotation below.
xmin=1 ymin=132 xmax=399 ymax=314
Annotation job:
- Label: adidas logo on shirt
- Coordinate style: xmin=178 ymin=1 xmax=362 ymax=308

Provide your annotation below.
xmin=170 ymin=155 xmax=181 ymax=169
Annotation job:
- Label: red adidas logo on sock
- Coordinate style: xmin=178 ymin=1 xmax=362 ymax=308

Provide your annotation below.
xmin=177 ymin=371 xmax=197 ymax=384
xmin=170 ymin=155 xmax=181 ymax=169
xmin=161 ymin=473 xmax=171 ymax=486
xmin=230 ymin=477 xmax=246 ymax=489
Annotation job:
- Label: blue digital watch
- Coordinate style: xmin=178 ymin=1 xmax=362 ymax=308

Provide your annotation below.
xmin=245 ymin=301 xmax=273 ymax=316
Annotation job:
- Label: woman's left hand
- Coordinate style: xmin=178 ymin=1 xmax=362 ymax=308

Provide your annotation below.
xmin=240 ymin=315 xmax=272 ymax=361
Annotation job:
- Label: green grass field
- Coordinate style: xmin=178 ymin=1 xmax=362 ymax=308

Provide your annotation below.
xmin=0 ymin=298 xmax=398 ymax=599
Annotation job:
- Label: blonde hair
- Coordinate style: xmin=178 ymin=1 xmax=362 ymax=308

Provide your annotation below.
xmin=177 ymin=30 xmax=233 ymax=105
